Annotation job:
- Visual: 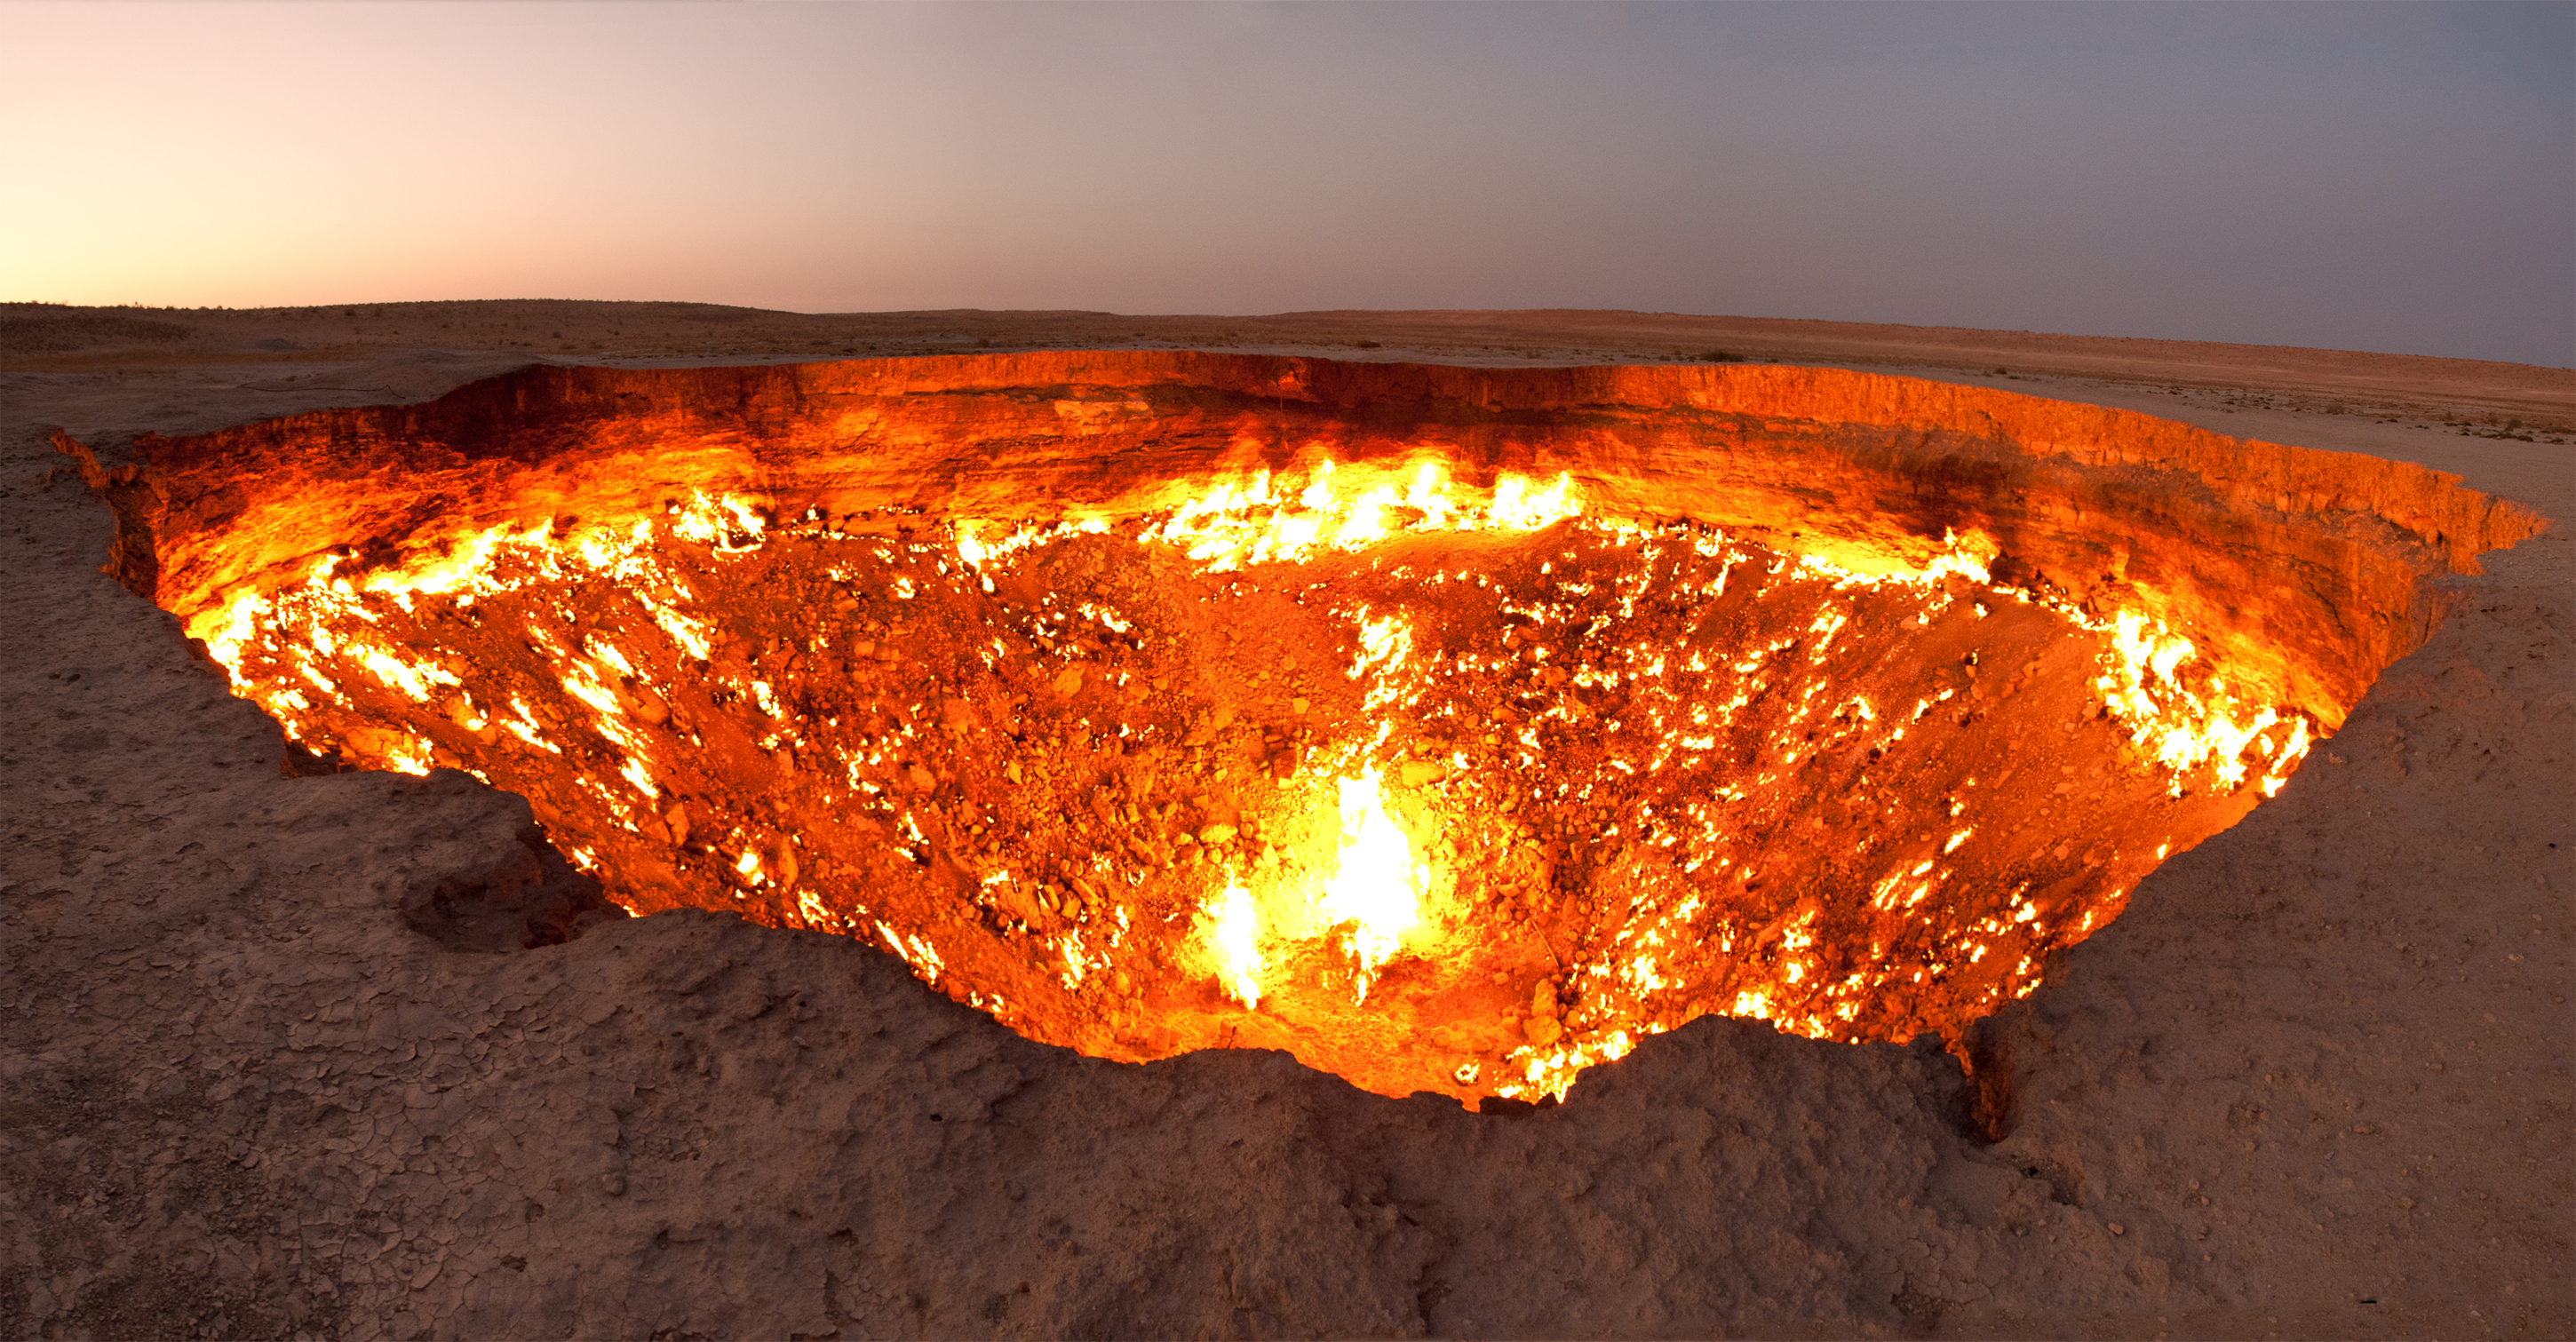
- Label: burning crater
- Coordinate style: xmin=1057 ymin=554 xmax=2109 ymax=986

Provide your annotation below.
xmin=61 ymin=353 xmax=2538 ymax=1106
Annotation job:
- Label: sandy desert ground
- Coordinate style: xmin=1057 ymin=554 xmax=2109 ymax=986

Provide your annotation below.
xmin=1 ymin=302 xmax=2568 ymax=1340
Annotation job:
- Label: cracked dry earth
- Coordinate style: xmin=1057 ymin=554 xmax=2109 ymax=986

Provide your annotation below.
xmin=3 ymin=348 xmax=2571 ymax=1341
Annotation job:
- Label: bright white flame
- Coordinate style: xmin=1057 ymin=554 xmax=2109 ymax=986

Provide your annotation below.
xmin=1210 ymin=877 xmax=1262 ymax=1008
xmin=1316 ymin=767 xmax=1428 ymax=1000
xmin=1141 ymin=461 xmax=1582 ymax=572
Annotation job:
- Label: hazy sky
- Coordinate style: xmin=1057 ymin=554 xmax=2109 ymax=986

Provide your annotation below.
xmin=6 ymin=2 xmax=2570 ymax=365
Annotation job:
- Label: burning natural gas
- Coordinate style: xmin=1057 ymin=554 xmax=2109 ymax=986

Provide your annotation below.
xmin=65 ymin=353 xmax=2537 ymax=1106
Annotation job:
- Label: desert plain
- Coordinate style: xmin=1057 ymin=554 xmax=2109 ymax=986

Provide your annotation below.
xmin=1 ymin=301 xmax=2569 ymax=1339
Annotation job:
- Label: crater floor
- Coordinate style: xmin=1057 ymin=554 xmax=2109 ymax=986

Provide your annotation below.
xmin=210 ymin=494 xmax=2306 ymax=1104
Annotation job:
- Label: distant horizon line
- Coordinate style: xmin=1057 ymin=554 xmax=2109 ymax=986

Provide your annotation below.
xmin=6 ymin=298 xmax=2570 ymax=372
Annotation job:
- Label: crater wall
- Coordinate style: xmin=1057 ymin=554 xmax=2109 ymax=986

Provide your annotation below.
xmin=71 ymin=353 xmax=2542 ymax=729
